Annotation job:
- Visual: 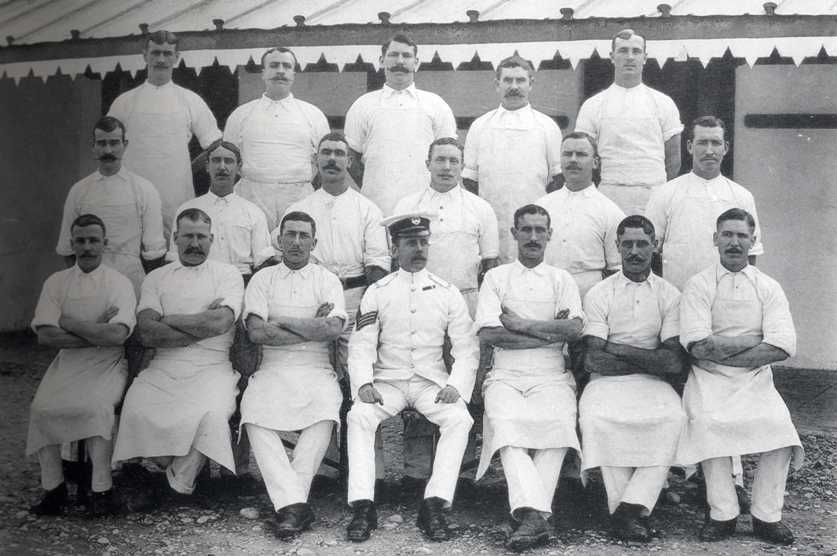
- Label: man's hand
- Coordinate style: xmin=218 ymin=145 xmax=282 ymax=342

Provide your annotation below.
xmin=499 ymin=305 xmax=524 ymax=332
xmin=435 ymin=385 xmax=461 ymax=404
xmin=358 ymin=383 xmax=384 ymax=405
xmin=97 ymin=306 xmax=119 ymax=323
xmin=555 ymin=308 xmax=569 ymax=320
xmin=315 ymin=302 xmax=334 ymax=318
xmin=207 ymin=297 xmax=225 ymax=310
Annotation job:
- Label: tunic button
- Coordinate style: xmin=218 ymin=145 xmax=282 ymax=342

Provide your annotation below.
xmin=410 ymin=308 xmax=417 ymax=313
xmin=411 ymin=287 xmax=416 ymax=292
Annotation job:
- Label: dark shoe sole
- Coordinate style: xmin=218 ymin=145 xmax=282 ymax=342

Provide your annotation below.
xmin=506 ymin=531 xmax=549 ymax=552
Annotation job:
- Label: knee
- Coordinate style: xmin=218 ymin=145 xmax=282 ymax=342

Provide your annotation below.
xmin=438 ymin=406 xmax=473 ymax=433
xmin=347 ymin=404 xmax=381 ymax=432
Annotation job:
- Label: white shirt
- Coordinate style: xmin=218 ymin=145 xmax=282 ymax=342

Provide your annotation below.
xmin=394 ymin=185 xmax=499 ymax=291
xmin=224 ymin=93 xmax=329 ymax=184
xmin=575 ymin=83 xmax=682 ymax=187
xmin=348 ymin=269 xmax=478 ymax=401
xmin=536 ymin=185 xmax=625 ymax=292
xmin=645 ymin=171 xmax=764 ymax=290
xmin=283 ymin=187 xmax=390 ymax=279
xmin=166 ymin=191 xmax=273 ymax=275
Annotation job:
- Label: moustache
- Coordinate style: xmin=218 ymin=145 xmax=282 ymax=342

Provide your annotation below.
xmin=99 ymin=154 xmax=117 ymax=161
xmin=725 ymin=247 xmax=743 ymax=253
xmin=505 ymin=90 xmax=523 ymax=97
xmin=565 ymin=164 xmax=581 ymax=170
xmin=626 ymin=255 xmax=645 ymax=263
xmin=525 ymin=242 xmax=540 ymax=248
xmin=390 ymin=66 xmax=410 ymax=73
xmin=80 ymin=252 xmax=95 ymax=258
xmin=323 ymin=162 xmax=339 ymax=170
xmin=214 ymin=171 xmax=230 ymax=177
xmin=185 ymin=248 xmax=204 ymax=255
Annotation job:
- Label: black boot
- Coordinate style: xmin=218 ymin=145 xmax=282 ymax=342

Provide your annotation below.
xmin=272 ymin=502 xmax=314 ymax=539
xmin=417 ymin=496 xmax=449 ymax=541
xmin=699 ymin=517 xmax=737 ymax=541
xmin=30 ymin=483 xmax=68 ymax=516
xmin=752 ymin=516 xmax=794 ymax=545
xmin=346 ymin=499 xmax=377 ymax=542
xmin=611 ymin=502 xmax=651 ymax=543
xmin=506 ymin=507 xmax=550 ymax=552
xmin=87 ymin=489 xmax=121 ymax=518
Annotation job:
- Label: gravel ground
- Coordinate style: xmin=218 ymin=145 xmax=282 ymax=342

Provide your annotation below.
xmin=1 ymin=337 xmax=835 ymax=556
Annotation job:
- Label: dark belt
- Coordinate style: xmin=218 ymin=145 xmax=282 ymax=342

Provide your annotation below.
xmin=341 ymin=275 xmax=367 ymax=290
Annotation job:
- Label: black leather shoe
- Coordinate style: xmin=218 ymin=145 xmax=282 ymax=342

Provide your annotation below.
xmin=699 ymin=517 xmax=737 ymax=541
xmin=272 ymin=502 xmax=314 ymax=540
xmin=346 ymin=499 xmax=377 ymax=542
xmin=87 ymin=489 xmax=121 ymax=517
xmin=417 ymin=496 xmax=450 ymax=541
xmin=752 ymin=517 xmax=794 ymax=545
xmin=611 ymin=503 xmax=651 ymax=543
xmin=507 ymin=507 xmax=550 ymax=552
xmin=30 ymin=483 xmax=68 ymax=516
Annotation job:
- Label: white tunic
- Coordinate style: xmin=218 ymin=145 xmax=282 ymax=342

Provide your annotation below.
xmin=108 ymin=81 xmax=221 ymax=234
xmin=112 ymin=259 xmax=243 ymax=471
xmin=579 ymin=272 xmax=684 ymax=471
xmin=474 ymin=261 xmax=584 ymax=479
xmin=344 ymin=83 xmax=456 ymax=216
xmin=27 ymin=264 xmax=136 ymax=456
xmin=677 ymin=263 xmax=803 ymax=468
xmin=348 ymin=269 xmax=478 ymax=401
xmin=394 ymin=185 xmax=499 ymax=314
xmin=241 ymin=263 xmax=347 ymax=432
xmin=166 ymin=191 xmax=273 ymax=275
xmin=645 ymin=172 xmax=764 ymax=290
xmin=56 ymin=168 xmax=166 ymax=294
xmin=463 ymin=104 xmax=562 ymax=262
xmin=535 ymin=185 xmax=625 ymax=297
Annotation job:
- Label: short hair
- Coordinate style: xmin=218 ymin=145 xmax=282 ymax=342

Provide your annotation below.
xmin=617 ymin=215 xmax=655 ymax=239
xmin=260 ymin=46 xmax=298 ymax=69
xmin=382 ymin=33 xmax=418 ymax=56
xmin=92 ymin=116 xmax=126 ymax=141
xmin=562 ymin=131 xmax=599 ymax=159
xmin=427 ymin=137 xmax=463 ymax=161
xmin=611 ymin=28 xmax=646 ymax=52
xmin=71 ymin=213 xmax=106 ymax=236
xmin=176 ymin=208 xmax=212 ymax=229
xmin=280 ymin=211 xmax=316 ymax=237
xmin=204 ymin=139 xmax=242 ymax=165
xmin=495 ymin=54 xmax=535 ymax=79
xmin=145 ymin=30 xmax=178 ymax=50
xmin=317 ymin=131 xmax=348 ymax=151
xmin=716 ymin=208 xmax=755 ymax=232
xmin=513 ymin=204 xmax=551 ymax=229
xmin=688 ymin=115 xmax=727 ymax=141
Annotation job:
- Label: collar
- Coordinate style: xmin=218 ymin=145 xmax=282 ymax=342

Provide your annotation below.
xmin=318 ymin=184 xmax=352 ymax=199
xmin=72 ymin=262 xmax=105 ymax=278
xmin=382 ymin=83 xmax=417 ymax=99
xmin=615 ymin=270 xmax=655 ymax=289
xmin=396 ymin=267 xmax=429 ymax=281
xmin=688 ymin=171 xmax=726 ymax=185
xmin=169 ymin=259 xmax=210 ymax=272
xmin=512 ymin=259 xmax=549 ymax=276
xmin=143 ymin=80 xmax=174 ymax=91
xmin=277 ymin=261 xmax=314 ymax=278
xmin=496 ymin=103 xmax=532 ymax=116
xmin=95 ymin=167 xmax=129 ymax=181
xmin=715 ymin=261 xmax=757 ymax=281
xmin=261 ymin=92 xmax=295 ymax=106
xmin=610 ymin=82 xmax=646 ymax=94
xmin=563 ymin=183 xmax=596 ymax=197
xmin=425 ymin=183 xmax=461 ymax=199
xmin=205 ymin=190 xmax=238 ymax=203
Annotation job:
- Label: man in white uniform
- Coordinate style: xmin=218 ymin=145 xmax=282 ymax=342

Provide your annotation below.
xmin=113 ymin=208 xmax=243 ymax=501
xmin=475 ymin=204 xmax=584 ymax=552
xmin=28 ymin=214 xmax=136 ymax=517
xmin=463 ymin=55 xmax=563 ymax=262
xmin=108 ymin=30 xmax=222 ymax=237
xmin=575 ymin=29 xmax=682 ymax=215
xmin=224 ymin=47 xmax=330 ymax=230
xmin=678 ymin=208 xmax=802 ymax=546
xmin=346 ymin=213 xmax=478 ymax=542
xmin=580 ymin=215 xmax=688 ymax=542
xmin=345 ymin=33 xmax=457 ymax=216
xmin=242 ymin=211 xmax=347 ymax=539
xmin=645 ymin=116 xmax=764 ymax=290
xmin=57 ymin=116 xmax=166 ymax=295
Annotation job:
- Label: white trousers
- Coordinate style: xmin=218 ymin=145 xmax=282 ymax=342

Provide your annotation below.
xmin=600 ymin=465 xmax=669 ymax=516
xmin=500 ymin=446 xmax=567 ymax=516
xmin=247 ymin=421 xmax=333 ymax=511
xmin=347 ymin=376 xmax=473 ymax=506
xmin=156 ymin=448 xmax=207 ymax=495
xmin=39 ymin=436 xmax=113 ymax=492
xmin=703 ymin=447 xmax=792 ymax=522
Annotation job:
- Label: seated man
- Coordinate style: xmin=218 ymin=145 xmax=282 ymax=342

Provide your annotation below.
xmin=113 ymin=208 xmax=244 ymax=500
xmin=474 ymin=204 xmax=584 ymax=552
xmin=241 ymin=211 xmax=347 ymax=539
xmin=678 ymin=208 xmax=802 ymax=546
xmin=579 ymin=215 xmax=688 ymax=542
xmin=346 ymin=212 xmax=478 ymax=542
xmin=28 ymin=214 xmax=136 ymax=516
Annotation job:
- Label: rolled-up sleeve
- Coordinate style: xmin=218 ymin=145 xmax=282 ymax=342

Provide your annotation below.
xmin=582 ymin=284 xmax=610 ymax=341
xmin=461 ymin=117 xmax=483 ymax=182
xmin=659 ymin=283 xmax=681 ymax=343
xmin=138 ymin=177 xmax=167 ymax=260
xmin=243 ymin=268 xmax=271 ymax=321
xmin=343 ymin=97 xmax=367 ymax=155
xmin=474 ymin=269 xmax=503 ymax=331
xmin=678 ymin=274 xmax=713 ymax=350
xmin=31 ymin=275 xmax=63 ymax=331
xmin=137 ymin=269 xmax=164 ymax=314
xmin=109 ymin=272 xmax=138 ymax=334
xmin=556 ymin=270 xmax=586 ymax=327
xmin=56 ymin=185 xmax=82 ymax=257
xmin=477 ymin=201 xmax=500 ymax=260
xmin=760 ymin=277 xmax=796 ymax=357
xmin=217 ymin=265 xmax=244 ymax=320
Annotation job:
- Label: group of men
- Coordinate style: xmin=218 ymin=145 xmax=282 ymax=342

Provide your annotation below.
xmin=26 ymin=26 xmax=803 ymax=552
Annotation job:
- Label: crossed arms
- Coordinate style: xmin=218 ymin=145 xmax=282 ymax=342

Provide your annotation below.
xmin=137 ymin=298 xmax=235 ymax=348
xmin=584 ymin=335 xmax=689 ymax=378
xmin=246 ymin=302 xmax=344 ymax=347
xmin=687 ymin=335 xmax=789 ymax=368
xmin=37 ymin=306 xmax=130 ymax=348
xmin=478 ymin=307 xmax=583 ymax=350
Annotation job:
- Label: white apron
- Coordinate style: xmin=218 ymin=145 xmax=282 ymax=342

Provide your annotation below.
xmin=476 ymin=272 xmax=580 ymax=479
xmin=26 ymin=285 xmax=127 ymax=456
xmin=361 ymin=99 xmax=434 ymax=217
xmin=113 ymin=290 xmax=239 ymax=471
xmin=240 ymin=272 xmax=341 ymax=432
xmin=478 ymin=125 xmax=550 ymax=263
xmin=677 ymin=293 xmax=803 ymax=469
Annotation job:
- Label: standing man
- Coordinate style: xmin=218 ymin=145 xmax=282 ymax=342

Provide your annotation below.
xmin=224 ymin=47 xmax=330 ymax=230
xmin=678 ymin=208 xmax=802 ymax=546
xmin=579 ymin=215 xmax=688 ymax=542
xmin=28 ymin=215 xmax=136 ymax=516
xmin=344 ymin=33 xmax=457 ymax=216
xmin=56 ymin=116 xmax=166 ymax=295
xmin=113 ymin=208 xmax=243 ymax=500
xmin=645 ymin=116 xmax=764 ymax=290
xmin=463 ymin=55 xmax=563 ymax=262
xmin=575 ymin=29 xmax=682 ymax=215
xmin=475 ymin=204 xmax=584 ymax=552
xmin=241 ymin=211 xmax=347 ymax=540
xmin=345 ymin=213 xmax=478 ymax=542
xmin=535 ymin=132 xmax=624 ymax=298
xmin=108 ymin=30 xmax=222 ymax=237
